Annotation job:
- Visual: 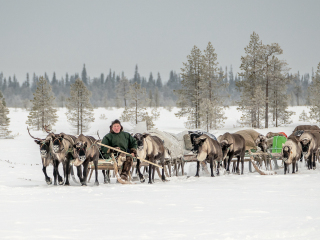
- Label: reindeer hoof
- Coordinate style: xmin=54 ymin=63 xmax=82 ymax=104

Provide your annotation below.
xmin=64 ymin=182 xmax=70 ymax=186
xmin=58 ymin=181 xmax=64 ymax=185
xmin=81 ymin=183 xmax=87 ymax=186
xmin=148 ymin=181 xmax=153 ymax=184
xmin=140 ymin=178 xmax=145 ymax=183
xmin=46 ymin=178 xmax=52 ymax=185
xmin=94 ymin=181 xmax=99 ymax=186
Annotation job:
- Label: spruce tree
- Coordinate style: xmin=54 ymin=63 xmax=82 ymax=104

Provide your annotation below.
xmin=237 ymin=32 xmax=264 ymax=128
xmin=81 ymin=64 xmax=88 ymax=85
xmin=0 ymin=90 xmax=11 ymax=138
xmin=26 ymin=76 xmax=58 ymax=130
xmin=66 ymin=78 xmax=94 ymax=134
xmin=309 ymin=62 xmax=320 ymax=123
xmin=176 ymin=45 xmax=204 ymax=128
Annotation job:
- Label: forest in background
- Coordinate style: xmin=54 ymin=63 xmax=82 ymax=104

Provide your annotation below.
xmin=0 ymin=64 xmax=314 ymax=109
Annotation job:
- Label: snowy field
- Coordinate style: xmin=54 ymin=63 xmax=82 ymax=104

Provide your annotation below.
xmin=1 ymin=106 xmax=320 ymax=240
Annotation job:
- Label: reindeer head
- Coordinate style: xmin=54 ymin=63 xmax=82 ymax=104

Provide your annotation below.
xmin=73 ymin=141 xmax=88 ymax=163
xmin=36 ymin=140 xmax=51 ymax=157
xmin=220 ymin=140 xmax=233 ymax=160
xmin=134 ymin=133 xmax=148 ymax=151
xmin=28 ymin=127 xmax=51 ymax=158
xmin=255 ymin=134 xmax=267 ymax=152
xmin=282 ymin=145 xmax=293 ymax=164
xmin=192 ymin=135 xmax=207 ymax=153
xmin=51 ymin=134 xmax=65 ymax=153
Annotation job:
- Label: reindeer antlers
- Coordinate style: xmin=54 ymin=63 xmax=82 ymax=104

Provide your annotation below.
xmin=27 ymin=127 xmax=43 ymax=141
xmin=97 ymin=130 xmax=101 ymax=140
xmin=43 ymin=124 xmax=53 ymax=134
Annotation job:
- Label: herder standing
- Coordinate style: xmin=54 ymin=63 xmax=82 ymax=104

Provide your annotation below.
xmin=101 ymin=119 xmax=137 ymax=181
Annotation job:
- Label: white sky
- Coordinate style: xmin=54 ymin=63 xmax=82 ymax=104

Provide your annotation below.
xmin=1 ymin=0 xmax=319 ymax=83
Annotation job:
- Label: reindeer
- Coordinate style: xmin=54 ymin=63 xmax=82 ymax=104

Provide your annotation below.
xmin=219 ymin=132 xmax=246 ymax=174
xmin=27 ymin=127 xmax=64 ymax=185
xmin=299 ymin=132 xmax=320 ymax=170
xmin=134 ymin=133 xmax=166 ymax=184
xmin=43 ymin=126 xmax=79 ymax=185
xmin=72 ymin=134 xmax=100 ymax=186
xmin=282 ymin=135 xmax=302 ymax=174
xmin=192 ymin=134 xmax=223 ymax=177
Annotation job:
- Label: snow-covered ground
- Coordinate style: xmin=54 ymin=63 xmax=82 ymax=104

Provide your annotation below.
xmin=1 ymin=106 xmax=320 ymax=239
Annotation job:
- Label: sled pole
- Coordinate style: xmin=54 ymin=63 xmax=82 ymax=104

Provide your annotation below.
xmin=96 ymin=142 xmax=163 ymax=169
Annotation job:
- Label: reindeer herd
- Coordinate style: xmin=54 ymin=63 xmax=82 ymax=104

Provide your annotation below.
xmin=28 ymin=124 xmax=320 ymax=186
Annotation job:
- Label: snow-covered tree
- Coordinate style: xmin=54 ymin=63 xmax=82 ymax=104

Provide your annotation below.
xmin=120 ymin=82 xmax=148 ymax=124
xmin=26 ymin=76 xmax=58 ymax=130
xmin=66 ymin=78 xmax=94 ymax=134
xmin=0 ymin=90 xmax=11 ymax=138
xmin=308 ymin=62 xmax=320 ymax=123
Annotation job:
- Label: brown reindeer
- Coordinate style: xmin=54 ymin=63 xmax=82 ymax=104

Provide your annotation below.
xmin=45 ymin=129 xmax=78 ymax=186
xmin=192 ymin=134 xmax=223 ymax=177
xmin=134 ymin=133 xmax=166 ymax=184
xmin=72 ymin=134 xmax=100 ymax=186
xmin=219 ymin=132 xmax=246 ymax=174
xmin=27 ymin=127 xmax=64 ymax=185
xmin=281 ymin=135 xmax=302 ymax=174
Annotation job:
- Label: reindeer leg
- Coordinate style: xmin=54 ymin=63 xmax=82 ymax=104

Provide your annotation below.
xmin=102 ymin=170 xmax=106 ymax=183
xmin=76 ymin=165 xmax=83 ymax=183
xmin=42 ymin=165 xmax=52 ymax=185
xmin=284 ymin=162 xmax=287 ymax=175
xmin=210 ymin=157 xmax=214 ymax=177
xmin=292 ymin=161 xmax=296 ymax=174
xmin=64 ymin=160 xmax=70 ymax=186
xmin=161 ymin=156 xmax=166 ymax=181
xmin=82 ymin=160 xmax=89 ymax=186
xmin=57 ymin=161 xmax=64 ymax=185
xmin=152 ymin=165 xmax=155 ymax=183
xmin=148 ymin=162 xmax=152 ymax=184
xmin=53 ymin=160 xmax=59 ymax=185
xmin=296 ymin=161 xmax=299 ymax=172
xmin=94 ymin=160 xmax=99 ymax=186
xmin=216 ymin=161 xmax=220 ymax=176
xmin=313 ymin=153 xmax=316 ymax=170
xmin=195 ymin=161 xmax=200 ymax=177
xmin=227 ymin=153 xmax=234 ymax=173
xmin=236 ymin=156 xmax=240 ymax=174
xmin=136 ymin=159 xmax=145 ymax=183
xmin=241 ymin=154 xmax=244 ymax=175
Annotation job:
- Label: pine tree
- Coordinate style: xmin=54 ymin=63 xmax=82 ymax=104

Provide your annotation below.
xmin=120 ymin=82 xmax=148 ymax=124
xmin=309 ymin=62 xmax=320 ymax=123
xmin=133 ymin=65 xmax=141 ymax=84
xmin=201 ymin=42 xmax=227 ymax=130
xmin=261 ymin=43 xmax=283 ymax=128
xmin=268 ymin=56 xmax=293 ymax=126
xmin=0 ymin=90 xmax=11 ymax=138
xmin=176 ymin=43 xmax=226 ymax=130
xmin=156 ymin=72 xmax=163 ymax=89
xmin=299 ymin=110 xmax=309 ymax=122
xmin=116 ymin=76 xmax=130 ymax=107
xmin=237 ymin=32 xmax=264 ymax=128
xmin=176 ymin=45 xmax=205 ymax=128
xmin=66 ymin=78 xmax=94 ymax=134
xmin=26 ymin=76 xmax=58 ymax=130
xmin=81 ymin=64 xmax=88 ymax=85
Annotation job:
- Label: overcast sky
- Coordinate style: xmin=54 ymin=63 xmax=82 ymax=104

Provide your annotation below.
xmin=1 ymin=0 xmax=319 ymax=83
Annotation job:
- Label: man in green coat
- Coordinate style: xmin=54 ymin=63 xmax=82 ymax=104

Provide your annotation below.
xmin=101 ymin=119 xmax=137 ymax=181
